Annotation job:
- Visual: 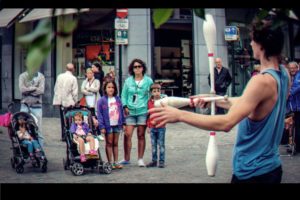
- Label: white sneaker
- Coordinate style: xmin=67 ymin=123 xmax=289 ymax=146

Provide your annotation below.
xmin=138 ymin=159 xmax=145 ymax=167
xmin=98 ymin=135 xmax=105 ymax=141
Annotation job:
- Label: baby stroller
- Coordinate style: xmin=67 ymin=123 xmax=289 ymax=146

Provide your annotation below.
xmin=62 ymin=107 xmax=112 ymax=176
xmin=8 ymin=103 xmax=48 ymax=173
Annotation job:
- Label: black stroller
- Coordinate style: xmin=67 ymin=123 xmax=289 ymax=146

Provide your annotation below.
xmin=8 ymin=103 xmax=48 ymax=173
xmin=62 ymin=107 xmax=112 ymax=176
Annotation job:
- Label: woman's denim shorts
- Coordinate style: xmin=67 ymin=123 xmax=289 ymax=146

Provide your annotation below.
xmin=125 ymin=113 xmax=147 ymax=126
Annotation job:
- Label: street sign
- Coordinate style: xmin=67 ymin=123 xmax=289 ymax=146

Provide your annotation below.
xmin=224 ymin=26 xmax=239 ymax=41
xmin=114 ymin=18 xmax=129 ymax=30
xmin=116 ymin=8 xmax=128 ymax=19
xmin=115 ymin=29 xmax=128 ymax=45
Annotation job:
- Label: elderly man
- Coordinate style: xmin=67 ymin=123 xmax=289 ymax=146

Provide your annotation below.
xmin=287 ymin=61 xmax=300 ymax=153
xmin=19 ymin=69 xmax=45 ymax=146
xmin=53 ymin=63 xmax=78 ymax=141
xmin=208 ymin=57 xmax=232 ymax=114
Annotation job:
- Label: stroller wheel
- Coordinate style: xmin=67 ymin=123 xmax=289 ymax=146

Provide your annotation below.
xmin=102 ymin=162 xmax=112 ymax=174
xmin=63 ymin=158 xmax=69 ymax=170
xmin=41 ymin=164 xmax=47 ymax=173
xmin=71 ymin=162 xmax=84 ymax=176
xmin=16 ymin=166 xmax=24 ymax=174
xmin=11 ymin=157 xmax=15 ymax=169
xmin=32 ymin=159 xmax=41 ymax=168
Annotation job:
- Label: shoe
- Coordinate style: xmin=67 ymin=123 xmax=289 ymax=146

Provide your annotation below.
xmin=98 ymin=135 xmax=105 ymax=141
xmin=89 ymin=149 xmax=97 ymax=155
xmin=138 ymin=159 xmax=145 ymax=167
xmin=146 ymin=161 xmax=157 ymax=168
xmin=119 ymin=159 xmax=131 ymax=165
xmin=111 ymin=163 xmax=116 ymax=170
xmin=80 ymin=154 xmax=87 ymax=162
xmin=113 ymin=162 xmax=123 ymax=169
xmin=158 ymin=161 xmax=165 ymax=168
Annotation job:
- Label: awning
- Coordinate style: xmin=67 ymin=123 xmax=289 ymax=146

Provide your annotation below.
xmin=19 ymin=8 xmax=90 ymax=23
xmin=0 ymin=9 xmax=24 ymax=27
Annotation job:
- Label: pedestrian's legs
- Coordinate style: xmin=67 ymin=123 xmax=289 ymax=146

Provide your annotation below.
xmin=294 ymin=111 xmax=300 ymax=152
xmin=124 ymin=125 xmax=134 ymax=161
xmin=30 ymin=107 xmax=44 ymax=147
xmin=158 ymin=128 xmax=166 ymax=163
xmin=105 ymin=133 xmax=113 ymax=163
xmin=112 ymin=132 xmax=120 ymax=163
xmin=59 ymin=105 xmax=66 ymax=140
xmin=150 ymin=129 xmax=158 ymax=162
xmin=137 ymin=125 xmax=146 ymax=159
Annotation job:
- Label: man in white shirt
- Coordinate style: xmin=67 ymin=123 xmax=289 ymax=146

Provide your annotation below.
xmin=53 ymin=63 xmax=78 ymax=141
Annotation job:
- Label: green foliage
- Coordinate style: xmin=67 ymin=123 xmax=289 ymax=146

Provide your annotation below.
xmin=194 ymin=9 xmax=205 ymax=20
xmin=152 ymin=9 xmax=174 ymax=29
xmin=18 ymin=19 xmax=53 ymax=79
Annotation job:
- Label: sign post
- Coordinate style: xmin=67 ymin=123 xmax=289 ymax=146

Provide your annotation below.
xmin=224 ymin=26 xmax=239 ymax=41
xmin=115 ymin=8 xmax=129 ymax=92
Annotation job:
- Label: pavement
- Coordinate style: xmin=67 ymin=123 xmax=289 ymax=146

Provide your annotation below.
xmin=1 ymin=117 xmax=300 ymax=183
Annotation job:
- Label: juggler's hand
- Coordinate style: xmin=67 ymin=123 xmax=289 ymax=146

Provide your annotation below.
xmin=148 ymin=102 xmax=182 ymax=128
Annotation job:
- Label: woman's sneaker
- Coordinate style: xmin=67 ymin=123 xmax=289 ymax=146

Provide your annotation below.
xmin=138 ymin=159 xmax=145 ymax=167
xmin=119 ymin=159 xmax=131 ymax=165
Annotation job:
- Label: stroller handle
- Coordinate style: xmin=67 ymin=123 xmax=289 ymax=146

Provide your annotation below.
xmin=7 ymin=102 xmax=14 ymax=113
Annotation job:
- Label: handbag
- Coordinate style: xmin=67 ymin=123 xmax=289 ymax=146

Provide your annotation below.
xmin=0 ymin=112 xmax=12 ymax=127
xmin=79 ymin=96 xmax=86 ymax=107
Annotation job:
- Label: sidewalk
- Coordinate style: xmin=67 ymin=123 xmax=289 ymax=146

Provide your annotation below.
xmin=0 ymin=117 xmax=300 ymax=183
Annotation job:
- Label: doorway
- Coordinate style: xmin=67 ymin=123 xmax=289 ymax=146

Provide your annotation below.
xmin=153 ymin=8 xmax=194 ymax=97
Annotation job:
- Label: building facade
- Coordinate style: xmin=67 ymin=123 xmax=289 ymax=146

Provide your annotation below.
xmin=0 ymin=8 xmax=296 ymax=116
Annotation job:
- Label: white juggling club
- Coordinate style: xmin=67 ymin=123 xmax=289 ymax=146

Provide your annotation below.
xmin=203 ymin=13 xmax=219 ymax=177
xmin=154 ymin=95 xmax=228 ymax=108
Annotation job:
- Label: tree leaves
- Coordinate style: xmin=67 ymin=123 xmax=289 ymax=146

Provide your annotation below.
xmin=194 ymin=9 xmax=205 ymax=20
xmin=152 ymin=9 xmax=174 ymax=29
xmin=18 ymin=18 xmax=53 ymax=80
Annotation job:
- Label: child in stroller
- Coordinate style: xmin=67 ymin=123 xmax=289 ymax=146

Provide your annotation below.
xmin=63 ymin=107 xmax=112 ymax=176
xmin=16 ymin=115 xmax=42 ymax=161
xmin=9 ymin=111 xmax=47 ymax=173
xmin=70 ymin=112 xmax=97 ymax=162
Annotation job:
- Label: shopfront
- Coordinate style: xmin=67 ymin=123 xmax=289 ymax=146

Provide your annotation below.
xmin=153 ymin=8 xmax=194 ymax=97
xmin=72 ymin=9 xmax=116 ymax=84
xmin=225 ymin=8 xmax=292 ymax=96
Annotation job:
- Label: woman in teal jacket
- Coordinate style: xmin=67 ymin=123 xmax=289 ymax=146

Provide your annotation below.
xmin=120 ymin=58 xmax=153 ymax=167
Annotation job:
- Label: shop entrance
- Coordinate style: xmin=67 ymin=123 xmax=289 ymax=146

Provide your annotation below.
xmin=153 ymin=9 xmax=194 ymax=97
xmin=227 ymin=24 xmax=257 ymax=96
xmin=72 ymin=9 xmax=116 ymax=95
xmin=225 ymin=9 xmax=257 ymax=96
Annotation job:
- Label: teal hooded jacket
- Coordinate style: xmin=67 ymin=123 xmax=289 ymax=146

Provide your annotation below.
xmin=121 ymin=75 xmax=153 ymax=116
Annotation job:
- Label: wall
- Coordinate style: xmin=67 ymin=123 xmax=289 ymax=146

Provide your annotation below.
xmin=193 ymin=9 xmax=229 ymax=97
xmin=1 ymin=27 xmax=14 ymax=110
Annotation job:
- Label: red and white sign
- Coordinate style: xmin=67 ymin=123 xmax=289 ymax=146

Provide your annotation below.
xmin=116 ymin=8 xmax=128 ymax=19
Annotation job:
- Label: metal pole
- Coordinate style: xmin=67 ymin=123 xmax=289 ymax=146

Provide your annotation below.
xmin=118 ymin=45 xmax=122 ymax=93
